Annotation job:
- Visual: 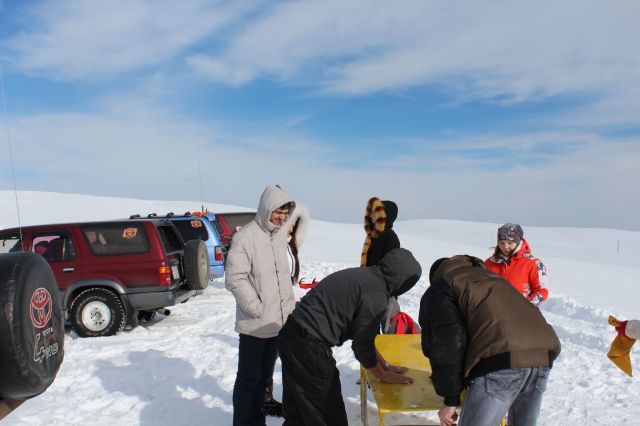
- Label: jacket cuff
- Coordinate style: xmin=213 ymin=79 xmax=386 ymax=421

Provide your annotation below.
xmin=444 ymin=395 xmax=460 ymax=406
xmin=360 ymin=356 xmax=377 ymax=370
xmin=353 ymin=341 xmax=377 ymax=369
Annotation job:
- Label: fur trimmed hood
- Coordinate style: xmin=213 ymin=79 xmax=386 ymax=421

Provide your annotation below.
xmin=361 ymin=197 xmax=399 ymax=267
xmin=363 ymin=197 xmax=398 ymax=237
xmin=283 ymin=203 xmax=310 ymax=247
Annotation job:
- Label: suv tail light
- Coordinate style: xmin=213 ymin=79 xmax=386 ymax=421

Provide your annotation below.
xmin=158 ymin=265 xmax=172 ymax=285
xmin=214 ymin=245 xmax=223 ymax=261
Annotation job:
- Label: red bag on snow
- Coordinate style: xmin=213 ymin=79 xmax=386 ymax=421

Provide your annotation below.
xmin=386 ymin=312 xmax=421 ymax=334
xmin=298 ymin=279 xmax=320 ymax=289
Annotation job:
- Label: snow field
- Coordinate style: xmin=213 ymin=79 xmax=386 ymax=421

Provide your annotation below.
xmin=2 ymin=191 xmax=639 ymax=425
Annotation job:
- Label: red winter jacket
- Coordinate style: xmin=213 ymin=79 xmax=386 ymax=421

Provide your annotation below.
xmin=485 ymin=239 xmax=549 ymax=304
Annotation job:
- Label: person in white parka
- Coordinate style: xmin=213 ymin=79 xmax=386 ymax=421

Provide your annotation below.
xmin=225 ymin=185 xmax=297 ymax=425
xmin=263 ymin=203 xmax=310 ymax=416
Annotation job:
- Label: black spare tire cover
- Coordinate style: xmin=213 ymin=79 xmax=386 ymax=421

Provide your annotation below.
xmin=184 ymin=239 xmax=210 ymax=290
xmin=0 ymin=252 xmax=65 ymax=400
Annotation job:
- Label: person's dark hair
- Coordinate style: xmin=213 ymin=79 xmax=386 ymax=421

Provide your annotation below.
xmin=289 ymin=217 xmax=301 ymax=283
xmin=429 ymin=258 xmax=448 ymax=282
xmin=279 ymin=201 xmax=295 ymax=211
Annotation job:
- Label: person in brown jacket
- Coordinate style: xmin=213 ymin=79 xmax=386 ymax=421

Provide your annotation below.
xmin=419 ymin=255 xmax=561 ymax=426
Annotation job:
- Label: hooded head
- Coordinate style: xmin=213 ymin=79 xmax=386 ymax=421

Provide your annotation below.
xmin=364 ymin=197 xmax=398 ymax=236
xmin=377 ymin=248 xmax=422 ymax=297
xmin=429 ymin=255 xmax=486 ymax=283
xmin=255 ymin=185 xmax=295 ymax=232
xmin=382 ymin=200 xmax=398 ymax=229
xmin=429 ymin=257 xmax=449 ymax=282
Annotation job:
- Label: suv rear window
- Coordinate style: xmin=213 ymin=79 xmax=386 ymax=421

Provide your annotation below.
xmin=171 ymin=219 xmax=209 ymax=242
xmin=213 ymin=220 xmax=224 ymax=237
xmin=157 ymin=225 xmax=183 ymax=253
xmin=82 ymin=223 xmax=150 ymax=256
xmin=222 ymin=213 xmax=255 ymax=231
xmin=0 ymin=234 xmax=22 ymax=254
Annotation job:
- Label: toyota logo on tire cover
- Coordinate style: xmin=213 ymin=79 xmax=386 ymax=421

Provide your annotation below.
xmin=30 ymin=288 xmax=52 ymax=328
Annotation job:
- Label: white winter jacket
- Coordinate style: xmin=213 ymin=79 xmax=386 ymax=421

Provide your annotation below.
xmin=225 ymin=185 xmax=297 ymax=338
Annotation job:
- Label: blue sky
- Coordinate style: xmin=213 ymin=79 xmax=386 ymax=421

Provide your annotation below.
xmin=0 ymin=0 xmax=639 ymax=230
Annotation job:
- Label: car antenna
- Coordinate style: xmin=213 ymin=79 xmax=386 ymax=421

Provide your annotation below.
xmin=197 ymin=144 xmax=205 ymax=213
xmin=0 ymin=65 xmax=24 ymax=244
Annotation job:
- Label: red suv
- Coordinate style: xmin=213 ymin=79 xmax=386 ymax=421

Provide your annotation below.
xmin=0 ymin=219 xmax=209 ymax=337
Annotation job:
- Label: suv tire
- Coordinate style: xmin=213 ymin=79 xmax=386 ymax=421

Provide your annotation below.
xmin=184 ymin=240 xmax=210 ymax=290
xmin=70 ymin=288 xmax=126 ymax=338
xmin=0 ymin=252 xmax=65 ymax=399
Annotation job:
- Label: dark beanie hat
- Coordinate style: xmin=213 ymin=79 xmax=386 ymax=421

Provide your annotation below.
xmin=497 ymin=223 xmax=523 ymax=244
xmin=429 ymin=257 xmax=449 ymax=282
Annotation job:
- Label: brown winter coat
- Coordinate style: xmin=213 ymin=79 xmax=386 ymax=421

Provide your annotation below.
xmin=419 ymin=255 xmax=561 ymax=406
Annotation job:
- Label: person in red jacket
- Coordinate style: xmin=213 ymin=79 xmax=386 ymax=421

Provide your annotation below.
xmin=485 ymin=223 xmax=549 ymax=306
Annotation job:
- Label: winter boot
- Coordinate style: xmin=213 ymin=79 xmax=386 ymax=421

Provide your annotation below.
xmin=263 ymin=381 xmax=283 ymax=417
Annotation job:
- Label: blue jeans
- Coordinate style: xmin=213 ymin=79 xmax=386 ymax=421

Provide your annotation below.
xmin=459 ymin=367 xmax=550 ymax=426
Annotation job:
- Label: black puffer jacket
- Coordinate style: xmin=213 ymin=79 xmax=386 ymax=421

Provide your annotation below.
xmin=419 ymin=255 xmax=561 ymax=406
xmin=366 ymin=201 xmax=400 ymax=266
xmin=290 ymin=248 xmax=421 ymax=368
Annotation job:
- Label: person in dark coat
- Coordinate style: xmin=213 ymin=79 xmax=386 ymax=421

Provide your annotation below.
xmin=360 ymin=197 xmax=403 ymax=335
xmin=278 ymin=248 xmax=422 ymax=425
xmin=361 ymin=197 xmax=400 ymax=267
xmin=419 ymin=256 xmax=561 ymax=426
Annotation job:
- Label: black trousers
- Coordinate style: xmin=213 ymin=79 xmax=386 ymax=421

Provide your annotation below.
xmin=233 ymin=334 xmax=279 ymax=426
xmin=278 ymin=319 xmax=348 ymax=426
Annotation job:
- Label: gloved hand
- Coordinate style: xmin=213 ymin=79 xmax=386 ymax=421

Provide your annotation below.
xmin=530 ymin=294 xmax=544 ymax=307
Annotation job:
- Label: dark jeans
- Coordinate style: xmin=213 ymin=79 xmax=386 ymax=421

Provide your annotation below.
xmin=278 ymin=319 xmax=348 ymax=426
xmin=233 ymin=334 xmax=279 ymax=426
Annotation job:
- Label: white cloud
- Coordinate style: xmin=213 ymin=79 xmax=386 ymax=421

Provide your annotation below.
xmin=187 ymin=1 xmax=640 ymax=124
xmin=5 ymin=0 xmax=261 ymax=80
xmin=6 ymin=1 xmax=640 ymax=125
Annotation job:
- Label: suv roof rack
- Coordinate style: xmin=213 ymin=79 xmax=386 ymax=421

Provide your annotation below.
xmin=131 ymin=211 xmax=213 ymax=219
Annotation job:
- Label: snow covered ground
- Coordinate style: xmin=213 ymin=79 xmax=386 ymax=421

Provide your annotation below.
xmin=2 ymin=191 xmax=639 ymax=425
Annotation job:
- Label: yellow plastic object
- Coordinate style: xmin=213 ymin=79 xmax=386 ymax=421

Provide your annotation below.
xmin=360 ymin=334 xmax=505 ymax=426
xmin=608 ymin=316 xmax=636 ymax=377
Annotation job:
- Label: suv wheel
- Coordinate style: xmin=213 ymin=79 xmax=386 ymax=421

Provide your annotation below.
xmin=184 ymin=240 xmax=210 ymax=290
xmin=70 ymin=288 xmax=125 ymax=337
